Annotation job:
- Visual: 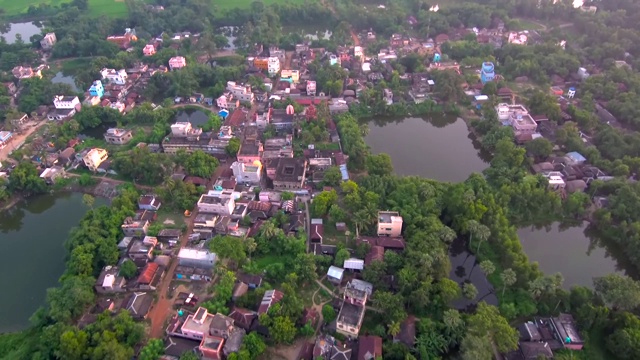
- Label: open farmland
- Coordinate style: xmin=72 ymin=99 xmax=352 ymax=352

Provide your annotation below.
xmin=0 ymin=0 xmax=129 ymax=18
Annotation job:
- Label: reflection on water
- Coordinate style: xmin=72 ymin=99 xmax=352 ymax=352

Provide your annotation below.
xmin=1 ymin=22 xmax=41 ymax=44
xmin=365 ymin=116 xmax=489 ymax=182
xmin=449 ymin=236 xmax=498 ymax=311
xmin=52 ymin=72 xmax=80 ymax=92
xmin=176 ymin=109 xmax=209 ymax=126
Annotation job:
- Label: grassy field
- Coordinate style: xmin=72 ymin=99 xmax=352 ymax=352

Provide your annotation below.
xmin=0 ymin=0 xmax=129 ymax=18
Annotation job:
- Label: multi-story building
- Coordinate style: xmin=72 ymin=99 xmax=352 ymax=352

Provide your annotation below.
xmin=216 ymin=92 xmax=239 ymax=110
xmin=481 ymin=62 xmax=495 ymax=84
xmin=100 ymin=68 xmax=128 ymax=85
xmin=496 ymin=103 xmax=538 ymax=135
xmin=336 ymin=280 xmax=371 ymax=337
xmin=83 ymin=148 xmax=108 ymax=172
xmin=197 ymin=194 xmax=235 ymax=215
xmin=226 ymin=81 xmax=254 ymax=103
xmin=268 ymin=57 xmax=280 ymax=77
xmin=104 ymin=128 xmax=133 ymax=145
xmin=169 ymin=56 xmax=187 ymax=70
xmin=280 ymin=69 xmax=299 ymax=83
xmin=262 ymin=137 xmax=294 ymax=160
xmin=143 ymin=44 xmax=156 ymax=56
xmin=237 ymin=141 xmax=263 ymax=164
xmin=306 ymin=81 xmax=316 ymax=96
xmin=377 ymin=211 xmax=403 ymax=237
xmin=89 ymin=80 xmax=105 ymax=98
xmin=231 ymin=161 xmax=262 ymax=184
xmin=272 ymin=158 xmax=307 ymax=190
xmin=12 ymin=66 xmax=43 ymax=80
xmin=40 ymin=32 xmax=57 ymax=50
xmin=53 ymin=95 xmax=80 ymax=109
xmin=354 ymin=46 xmax=364 ymax=60
xmin=161 ymin=122 xmax=228 ymax=155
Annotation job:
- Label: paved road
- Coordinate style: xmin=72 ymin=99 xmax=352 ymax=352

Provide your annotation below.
xmin=0 ymin=120 xmax=48 ymax=162
xmin=147 ymin=162 xmax=231 ymax=338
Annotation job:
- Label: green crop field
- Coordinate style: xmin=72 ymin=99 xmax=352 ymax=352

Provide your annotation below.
xmin=0 ymin=0 xmax=129 ymax=18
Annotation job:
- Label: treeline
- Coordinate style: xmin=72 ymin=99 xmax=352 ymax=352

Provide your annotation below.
xmin=0 ymin=186 xmax=145 ymax=359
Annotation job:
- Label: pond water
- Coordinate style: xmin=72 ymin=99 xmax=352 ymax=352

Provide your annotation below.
xmin=0 ymin=22 xmax=41 ymax=44
xmin=52 ymin=72 xmax=79 ymax=92
xmin=449 ymin=236 xmax=498 ymax=311
xmin=80 ymin=123 xmax=111 ymax=139
xmin=0 ymin=193 xmax=105 ymax=332
xmin=176 ymin=109 xmax=209 ymax=127
xmin=219 ymin=26 xmax=237 ymax=50
xmin=365 ymin=116 xmax=489 ymax=183
xmin=518 ymin=222 xmax=623 ymax=288
xmin=365 ymin=116 xmax=623 ymax=288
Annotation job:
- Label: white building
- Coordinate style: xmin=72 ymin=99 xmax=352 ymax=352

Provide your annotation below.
xmin=267 ymin=57 xmax=280 ymax=77
xmin=197 ymin=194 xmax=235 ymax=215
xmin=226 ymin=81 xmax=254 ymax=103
xmin=231 ymin=161 xmax=262 ymax=184
xmin=306 ymin=81 xmax=316 ymax=96
xmin=178 ymin=248 xmax=217 ymax=268
xmin=354 ymin=46 xmax=364 ymax=60
xmin=100 ymin=68 xmax=128 ymax=85
xmin=507 ymin=31 xmax=528 ymax=45
xmin=40 ymin=32 xmax=57 ymax=50
xmin=53 ymin=95 xmax=80 ymax=109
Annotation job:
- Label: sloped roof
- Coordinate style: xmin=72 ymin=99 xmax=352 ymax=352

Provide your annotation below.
xmin=137 ymin=262 xmax=160 ymax=284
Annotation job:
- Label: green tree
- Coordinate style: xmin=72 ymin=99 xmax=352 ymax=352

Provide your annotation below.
xmin=176 ymin=150 xmax=219 ymax=178
xmin=525 ymin=138 xmax=553 ymax=161
xmin=500 ymin=268 xmax=517 ymax=297
xmin=240 ymin=332 xmax=266 ymax=359
xmin=438 ymin=278 xmax=462 ymax=303
xmin=82 ymin=194 xmax=95 ymax=209
xmin=594 ymin=274 xmax=640 ymax=311
xmin=56 ymin=329 xmax=89 ymax=360
xmin=334 ymin=248 xmax=350 ymax=267
xmin=119 ymin=260 xmax=137 ymax=279
xmin=479 ymin=260 xmax=495 ymax=277
xmin=226 ymin=138 xmax=241 ymax=156
xmin=465 ymin=302 xmax=518 ymax=354
xmin=323 ymin=166 xmax=343 ymax=187
xmin=138 ymin=339 xmax=164 ymax=360
xmin=462 ymin=283 xmax=478 ymax=300
xmin=210 ymin=235 xmax=247 ymax=266
xmin=322 ymin=304 xmax=336 ymax=323
xmin=366 ymin=153 xmax=394 ymax=176
xmin=8 ymin=162 xmax=47 ymax=194
xmin=310 ymin=190 xmax=338 ymax=217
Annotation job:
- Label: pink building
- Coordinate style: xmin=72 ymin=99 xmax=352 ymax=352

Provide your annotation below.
xmin=377 ymin=211 xmax=403 ymax=237
xmin=143 ymin=44 xmax=156 ymax=56
xmin=168 ymin=56 xmax=187 ymax=70
xmin=496 ymin=103 xmax=538 ymax=135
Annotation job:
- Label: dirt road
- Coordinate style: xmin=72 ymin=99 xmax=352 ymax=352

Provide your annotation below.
xmin=147 ymin=162 xmax=231 ymax=338
xmin=0 ymin=120 xmax=48 ymax=162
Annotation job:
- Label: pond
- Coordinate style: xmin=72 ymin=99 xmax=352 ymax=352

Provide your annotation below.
xmin=0 ymin=22 xmax=41 ymax=44
xmin=176 ymin=109 xmax=209 ymax=127
xmin=365 ymin=116 xmax=489 ymax=183
xmin=0 ymin=193 xmax=105 ymax=332
xmin=449 ymin=236 xmax=498 ymax=311
xmin=218 ymin=26 xmax=238 ymax=50
xmin=365 ymin=116 xmax=625 ymax=288
xmin=518 ymin=222 xmax=624 ymax=288
xmin=52 ymin=72 xmax=80 ymax=92
xmin=79 ymin=123 xmax=111 ymax=139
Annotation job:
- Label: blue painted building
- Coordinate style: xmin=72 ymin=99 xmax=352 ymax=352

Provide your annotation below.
xmin=89 ymin=80 xmax=104 ymax=98
xmin=433 ymin=53 xmax=441 ymax=63
xmin=481 ymin=62 xmax=495 ymax=84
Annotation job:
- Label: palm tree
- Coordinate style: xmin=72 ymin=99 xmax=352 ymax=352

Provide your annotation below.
xmin=439 ymin=226 xmax=457 ymax=249
xmin=462 ymin=283 xmax=478 ymax=300
xmin=479 ymin=260 xmax=495 ymax=277
xmin=500 ymin=268 xmax=517 ymax=297
xmin=244 ymin=237 xmax=257 ymax=260
xmin=471 ymin=223 xmax=491 ymax=255
xmin=442 ymin=309 xmax=464 ymax=346
xmin=387 ymin=321 xmax=401 ymax=337
xmin=260 ymin=221 xmax=279 ymax=239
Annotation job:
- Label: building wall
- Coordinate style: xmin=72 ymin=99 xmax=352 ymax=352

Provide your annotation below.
xmin=197 ymin=196 xmax=235 ymax=215
xmin=83 ymin=149 xmax=108 ymax=172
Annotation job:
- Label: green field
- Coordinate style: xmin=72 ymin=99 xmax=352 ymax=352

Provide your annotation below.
xmin=0 ymin=0 xmax=129 ymax=18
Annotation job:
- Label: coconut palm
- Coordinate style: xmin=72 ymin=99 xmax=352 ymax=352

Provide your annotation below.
xmin=462 ymin=283 xmax=478 ymax=300
xmin=439 ymin=226 xmax=457 ymax=248
xmin=259 ymin=220 xmax=279 ymax=239
xmin=387 ymin=321 xmax=401 ymax=337
xmin=479 ymin=260 xmax=495 ymax=277
xmin=500 ymin=268 xmax=517 ymax=297
xmin=244 ymin=237 xmax=257 ymax=260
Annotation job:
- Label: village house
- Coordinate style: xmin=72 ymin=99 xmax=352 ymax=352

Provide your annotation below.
xmin=143 ymin=44 xmax=157 ymax=56
xmin=12 ymin=65 xmax=44 ymax=80
xmin=314 ymin=334 xmax=352 ymax=360
xmin=377 ymin=211 xmax=403 ymax=237
xmin=39 ymin=166 xmax=65 ymax=185
xmin=197 ymin=194 xmax=235 ymax=215
xmin=226 ymin=81 xmax=255 ymax=103
xmin=336 ymin=280 xmax=370 ymax=337
xmin=199 ymin=335 xmax=224 ymax=359
xmin=136 ymin=262 xmax=164 ymax=290
xmin=106 ymin=28 xmax=137 ymax=49
xmin=122 ymin=292 xmax=153 ymax=319
xmin=126 ymin=236 xmax=157 ymax=261
xmin=40 ymin=32 xmax=57 ymax=50
xmin=104 ymin=128 xmax=133 ymax=145
xmin=327 ymin=266 xmax=345 ymax=285
xmin=89 ymin=80 xmax=105 ymax=98
xmin=178 ymin=248 xmax=217 ymax=269
xmin=237 ymin=140 xmax=263 ymax=164
xmin=496 ymin=103 xmax=538 ymax=136
xmin=272 ymin=158 xmax=307 ymax=190
xmin=121 ymin=218 xmax=150 ymax=237
xmin=169 ymin=56 xmax=187 ymax=70
xmin=138 ymin=195 xmax=162 ymax=211
xmin=216 ymin=92 xmax=240 ymax=110
xmin=311 ymin=218 xmax=324 ymax=243
xmin=82 ymin=148 xmax=108 ymax=172
xmin=57 ymin=147 xmax=76 ymax=166
xmin=101 ymin=68 xmax=128 ymax=85
xmin=95 ymin=265 xmax=127 ymax=294
xmin=231 ymin=161 xmax=262 ymax=184
xmin=358 ymin=336 xmax=383 ymax=360
xmin=258 ymin=289 xmax=284 ymax=315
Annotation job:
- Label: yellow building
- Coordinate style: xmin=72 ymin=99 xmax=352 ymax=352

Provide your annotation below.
xmin=83 ymin=148 xmax=108 ymax=172
xmin=280 ymin=69 xmax=300 ymax=83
